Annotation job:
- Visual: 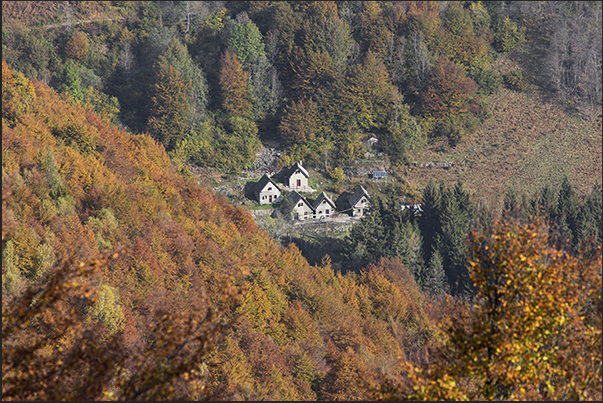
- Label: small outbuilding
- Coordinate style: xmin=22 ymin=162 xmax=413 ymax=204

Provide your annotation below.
xmin=252 ymin=174 xmax=282 ymax=205
xmin=371 ymin=170 xmax=388 ymax=180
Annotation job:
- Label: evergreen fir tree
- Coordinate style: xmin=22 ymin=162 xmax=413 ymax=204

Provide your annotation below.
xmin=576 ymin=183 xmax=602 ymax=253
xmin=422 ymin=248 xmax=448 ymax=296
xmin=345 ymin=197 xmax=385 ymax=270
xmin=418 ymin=179 xmax=441 ymax=265
xmin=554 ymin=175 xmax=580 ymax=248
xmin=437 ymin=187 xmax=471 ymax=296
xmin=502 ymin=187 xmax=519 ymax=219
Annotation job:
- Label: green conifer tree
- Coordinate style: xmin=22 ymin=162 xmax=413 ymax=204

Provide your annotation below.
xmin=422 ymin=249 xmax=448 ymax=295
xmin=418 ymin=179 xmax=441 ymax=265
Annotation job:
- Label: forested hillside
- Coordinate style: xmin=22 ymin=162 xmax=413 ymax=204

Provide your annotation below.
xmin=2 ymin=59 xmax=435 ymax=400
xmin=3 ymin=1 xmax=600 ymax=172
xmin=2 ymin=1 xmax=602 ymax=401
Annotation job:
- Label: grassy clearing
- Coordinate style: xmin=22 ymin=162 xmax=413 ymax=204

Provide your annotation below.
xmin=249 ymin=202 xmax=274 ymax=210
xmin=395 ymin=86 xmax=602 ymax=216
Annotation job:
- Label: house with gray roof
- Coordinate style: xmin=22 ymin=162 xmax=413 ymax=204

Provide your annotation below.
xmin=311 ymin=192 xmax=336 ymax=219
xmin=287 ymin=191 xmax=314 ymax=220
xmin=341 ymin=185 xmax=370 ymax=217
xmin=252 ymin=174 xmax=282 ymax=205
xmin=284 ymin=161 xmax=311 ymax=191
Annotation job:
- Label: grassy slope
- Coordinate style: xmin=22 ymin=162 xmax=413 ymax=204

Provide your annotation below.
xmin=395 ymin=57 xmax=602 ymax=216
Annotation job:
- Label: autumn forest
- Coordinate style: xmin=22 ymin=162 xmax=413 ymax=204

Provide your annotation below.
xmin=2 ymin=1 xmax=602 ymax=401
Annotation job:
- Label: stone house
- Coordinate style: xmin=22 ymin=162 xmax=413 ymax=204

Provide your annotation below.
xmin=345 ymin=185 xmax=370 ymax=217
xmin=284 ymin=161 xmax=310 ymax=191
xmin=252 ymin=174 xmax=282 ymax=205
xmin=311 ymin=192 xmax=336 ymax=219
xmin=288 ymin=191 xmax=314 ymax=220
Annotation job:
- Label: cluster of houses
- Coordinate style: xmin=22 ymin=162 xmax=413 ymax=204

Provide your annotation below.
xmin=250 ymin=162 xmax=370 ymax=220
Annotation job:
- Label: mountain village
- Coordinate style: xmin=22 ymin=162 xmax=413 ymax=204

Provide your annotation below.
xmin=247 ymin=161 xmax=369 ymax=221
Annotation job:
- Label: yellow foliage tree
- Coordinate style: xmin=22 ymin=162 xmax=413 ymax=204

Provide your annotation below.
xmin=64 ymin=31 xmax=90 ymax=61
xmin=375 ymin=218 xmax=602 ymax=401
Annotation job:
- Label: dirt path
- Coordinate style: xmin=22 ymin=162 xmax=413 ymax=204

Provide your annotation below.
xmin=33 ymin=16 xmax=130 ymax=30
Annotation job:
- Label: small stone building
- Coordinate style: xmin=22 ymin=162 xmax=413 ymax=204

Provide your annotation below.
xmin=311 ymin=192 xmax=336 ymax=219
xmin=284 ymin=161 xmax=310 ymax=191
xmin=253 ymin=174 xmax=282 ymax=205
xmin=288 ymin=191 xmax=314 ymax=220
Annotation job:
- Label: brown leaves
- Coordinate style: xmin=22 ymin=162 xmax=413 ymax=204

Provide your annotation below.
xmin=2 ymin=251 xmax=123 ymax=401
xmin=64 ymin=31 xmax=90 ymax=61
xmin=278 ymin=97 xmax=321 ymax=147
xmin=2 ymin=248 xmax=245 ymax=401
xmin=421 ymin=57 xmax=478 ymax=119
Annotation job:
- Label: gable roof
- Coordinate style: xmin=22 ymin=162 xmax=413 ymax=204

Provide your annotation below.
xmin=284 ymin=161 xmax=309 ymax=179
xmin=347 ymin=185 xmax=370 ymax=208
xmin=252 ymin=174 xmax=280 ymax=193
xmin=288 ymin=191 xmax=312 ymax=209
xmin=311 ymin=192 xmax=336 ymax=210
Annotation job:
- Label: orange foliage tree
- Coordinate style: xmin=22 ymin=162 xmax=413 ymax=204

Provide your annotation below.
xmin=1 ymin=250 xmax=244 ymax=401
xmin=287 ymin=45 xmax=337 ymax=100
xmin=343 ymin=50 xmax=396 ymax=132
xmin=64 ymin=31 xmax=90 ymax=61
xmin=278 ymin=97 xmax=321 ymax=147
xmin=2 ymin=60 xmax=36 ymax=127
xmin=406 ymin=1 xmax=442 ymax=49
xmin=219 ymin=49 xmax=253 ymax=119
xmin=354 ymin=1 xmax=393 ymax=56
xmin=421 ymin=56 xmax=478 ymax=120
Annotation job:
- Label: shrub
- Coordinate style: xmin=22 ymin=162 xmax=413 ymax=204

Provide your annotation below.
xmin=503 ymin=69 xmax=528 ymax=92
xmin=472 ymin=68 xmax=502 ymax=95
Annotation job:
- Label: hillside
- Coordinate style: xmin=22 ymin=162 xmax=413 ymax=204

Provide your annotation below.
xmin=2 ymin=0 xmax=600 ymax=215
xmin=393 ymin=47 xmax=602 ymax=210
xmin=398 ymin=88 xmax=602 ymax=216
xmin=2 ymin=1 xmax=602 ymax=400
xmin=3 ymin=65 xmax=600 ymax=400
xmin=2 ymin=60 xmax=436 ymax=400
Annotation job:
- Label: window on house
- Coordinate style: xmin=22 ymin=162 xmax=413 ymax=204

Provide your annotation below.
xmin=268 ymin=187 xmax=272 ymax=191
xmin=297 ymin=179 xmax=301 ymax=187
xmin=298 ymin=202 xmax=303 ymax=207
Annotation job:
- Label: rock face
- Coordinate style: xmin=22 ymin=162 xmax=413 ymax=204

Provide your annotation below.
xmin=253 ymin=143 xmax=283 ymax=173
xmin=343 ymin=167 xmax=372 ymax=177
